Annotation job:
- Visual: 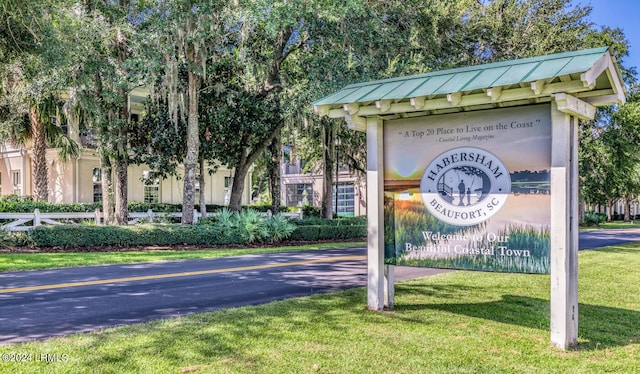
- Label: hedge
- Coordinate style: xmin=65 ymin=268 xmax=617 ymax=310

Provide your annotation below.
xmin=28 ymin=224 xmax=246 ymax=248
xmin=293 ymin=216 xmax=366 ymax=226
xmin=20 ymin=206 xmax=367 ymax=248
xmin=288 ymin=225 xmax=367 ymax=241
xmin=301 ymin=205 xmax=321 ymax=218
xmin=0 ymin=200 xmax=100 ymax=213
xmin=0 ymin=195 xmax=299 ymax=214
xmin=127 ymin=202 xmax=286 ymax=213
xmin=26 ymin=223 xmax=366 ymax=248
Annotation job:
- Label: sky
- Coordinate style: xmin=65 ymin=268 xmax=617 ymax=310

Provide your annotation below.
xmin=573 ymin=0 xmax=640 ymax=72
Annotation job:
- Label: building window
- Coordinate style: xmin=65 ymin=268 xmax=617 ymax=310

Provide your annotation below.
xmin=142 ymin=171 xmax=160 ymax=204
xmin=333 ymin=182 xmax=355 ymax=216
xmin=92 ymin=168 xmax=102 ymax=202
xmin=286 ymin=183 xmax=312 ymax=207
xmin=11 ymin=170 xmax=21 ymax=195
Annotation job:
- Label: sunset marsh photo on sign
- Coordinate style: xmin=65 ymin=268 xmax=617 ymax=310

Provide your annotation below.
xmin=384 ymin=190 xmax=551 ymax=273
xmin=383 ymin=105 xmax=551 ymax=273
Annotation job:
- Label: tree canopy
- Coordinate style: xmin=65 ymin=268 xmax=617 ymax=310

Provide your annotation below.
xmin=0 ymin=0 xmax=637 ymax=223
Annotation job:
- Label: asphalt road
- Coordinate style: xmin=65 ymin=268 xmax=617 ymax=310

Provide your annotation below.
xmin=0 ymin=246 xmax=447 ymax=345
xmin=1 ymin=229 xmax=638 ymax=345
xmin=578 ymin=227 xmax=640 ymax=249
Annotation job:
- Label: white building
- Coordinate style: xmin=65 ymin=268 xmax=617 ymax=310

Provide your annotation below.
xmin=280 ymin=146 xmax=366 ymax=217
xmin=0 ymin=87 xmax=252 ymax=206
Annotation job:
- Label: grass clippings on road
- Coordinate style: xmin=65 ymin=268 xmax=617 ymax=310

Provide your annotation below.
xmin=0 ymin=241 xmax=365 ymax=272
xmin=1 ymin=243 xmax=639 ymax=373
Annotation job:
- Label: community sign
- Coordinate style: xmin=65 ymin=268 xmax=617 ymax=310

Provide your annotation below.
xmin=313 ymin=47 xmax=626 ymax=348
xmin=383 ymin=104 xmax=551 ymax=273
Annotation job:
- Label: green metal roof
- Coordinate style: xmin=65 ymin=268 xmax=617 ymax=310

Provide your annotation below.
xmin=313 ymin=47 xmax=625 ymax=127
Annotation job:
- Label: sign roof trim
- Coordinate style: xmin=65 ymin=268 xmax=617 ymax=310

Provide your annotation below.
xmin=312 ymin=47 xmax=626 ymax=120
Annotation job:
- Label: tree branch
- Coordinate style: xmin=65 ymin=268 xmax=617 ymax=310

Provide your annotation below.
xmin=260 ymin=26 xmax=295 ymax=95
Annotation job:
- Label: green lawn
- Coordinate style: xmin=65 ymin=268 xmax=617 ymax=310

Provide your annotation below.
xmin=0 ymin=242 xmax=365 ymax=272
xmin=2 ymin=242 xmax=639 ymax=373
xmin=580 ymin=221 xmax=640 ymax=230
xmin=596 ymin=221 xmax=640 ymax=230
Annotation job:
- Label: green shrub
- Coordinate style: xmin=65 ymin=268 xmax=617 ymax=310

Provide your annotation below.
xmin=245 ymin=204 xmax=273 ymax=213
xmin=265 ymin=214 xmax=296 ymax=242
xmin=19 ymin=206 xmax=362 ymax=248
xmin=293 ymin=217 xmax=328 ymax=226
xmin=293 ymin=216 xmax=366 ymax=226
xmin=26 ymin=222 xmax=365 ymax=248
xmin=28 ymin=224 xmax=245 ymax=248
xmin=340 ymin=216 xmax=367 ymax=226
xmin=583 ymin=211 xmax=606 ymax=226
xmin=300 ymin=205 xmax=321 ymax=218
xmin=201 ymin=209 xmax=296 ymax=244
xmin=0 ymin=197 xmax=280 ymax=215
xmin=127 ymin=202 xmax=182 ymax=213
xmin=27 ymin=209 xmax=300 ymax=248
xmin=236 ymin=209 xmax=270 ymax=243
xmin=0 ymin=194 xmax=33 ymax=203
xmin=0 ymin=195 xmax=100 ymax=213
xmin=0 ymin=228 xmax=30 ymax=248
xmin=289 ymin=225 xmax=366 ymax=241
xmin=207 ymin=208 xmax=236 ymax=230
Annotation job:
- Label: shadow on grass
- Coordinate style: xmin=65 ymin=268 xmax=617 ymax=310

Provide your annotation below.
xmin=75 ymin=288 xmax=367 ymax=371
xmin=398 ymin=291 xmax=639 ymax=351
xmin=590 ymin=244 xmax=640 ymax=254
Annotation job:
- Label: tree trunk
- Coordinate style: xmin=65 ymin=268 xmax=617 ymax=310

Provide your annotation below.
xmin=228 ymin=122 xmax=285 ymax=212
xmin=624 ymin=197 xmax=631 ymax=222
xmin=229 ymin=160 xmax=251 ymax=212
xmin=199 ymin=158 xmax=206 ymax=217
xmin=227 ymin=142 xmax=245 ymax=212
xmin=101 ymin=153 xmax=115 ymax=224
xmin=29 ymin=106 xmax=49 ymax=201
xmin=113 ymin=116 xmax=128 ymax=226
xmin=113 ymin=26 xmax=129 ymax=224
xmin=92 ymin=71 xmax=114 ymax=224
xmin=114 ymin=101 xmax=129 ymax=224
xmin=268 ymin=130 xmax=282 ymax=214
xmin=321 ymin=123 xmax=336 ymax=219
xmin=255 ymin=175 xmax=266 ymax=203
xmin=114 ymin=154 xmax=128 ymax=224
xmin=181 ymin=67 xmax=200 ymax=224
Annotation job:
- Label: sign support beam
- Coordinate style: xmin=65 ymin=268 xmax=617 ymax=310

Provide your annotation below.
xmin=384 ymin=265 xmax=394 ymax=309
xmin=549 ymin=101 xmax=579 ymax=350
xmin=367 ymin=117 xmax=385 ymax=311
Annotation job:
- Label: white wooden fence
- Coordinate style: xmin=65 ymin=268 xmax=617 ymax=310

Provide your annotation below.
xmin=0 ymin=208 xmax=302 ymax=232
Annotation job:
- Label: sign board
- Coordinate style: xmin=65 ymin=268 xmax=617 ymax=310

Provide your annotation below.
xmin=383 ymin=105 xmax=551 ymax=273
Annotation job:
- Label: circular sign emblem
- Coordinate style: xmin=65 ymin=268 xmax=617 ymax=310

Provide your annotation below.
xmin=420 ymin=147 xmax=511 ymax=226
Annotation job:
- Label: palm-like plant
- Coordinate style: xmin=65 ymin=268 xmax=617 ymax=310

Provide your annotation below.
xmin=214 ymin=207 xmax=236 ymax=231
xmin=265 ymin=214 xmax=296 ymax=243
xmin=0 ymin=2 xmax=81 ymax=202
xmin=237 ymin=209 xmax=270 ymax=243
xmin=1 ymin=89 xmax=79 ymax=201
